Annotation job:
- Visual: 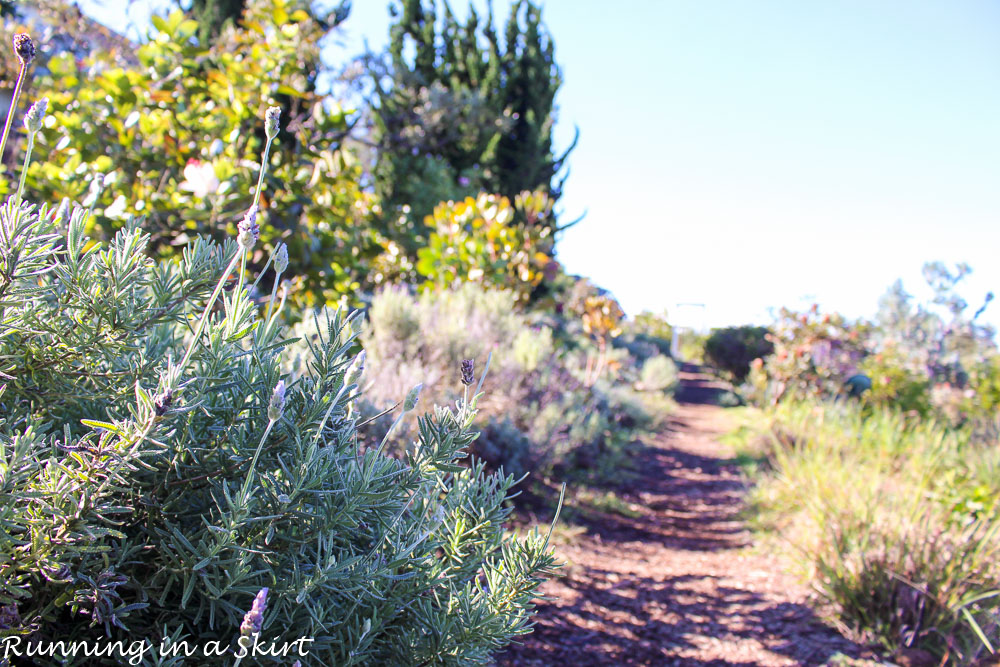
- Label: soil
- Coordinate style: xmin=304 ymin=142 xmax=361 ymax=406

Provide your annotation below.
xmin=498 ymin=365 xmax=884 ymax=667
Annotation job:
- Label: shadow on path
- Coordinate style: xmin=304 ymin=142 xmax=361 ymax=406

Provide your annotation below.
xmin=499 ymin=365 xmax=874 ymax=666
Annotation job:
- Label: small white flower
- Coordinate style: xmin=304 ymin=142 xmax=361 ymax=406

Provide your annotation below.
xmin=178 ymin=159 xmax=220 ymax=198
xmin=345 ymin=350 xmax=366 ymax=387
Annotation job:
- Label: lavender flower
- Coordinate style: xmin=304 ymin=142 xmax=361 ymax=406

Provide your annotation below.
xmin=153 ymin=388 xmax=174 ymax=416
xmin=273 ymin=242 xmax=288 ymax=275
xmin=403 ymin=383 xmax=423 ymax=412
xmin=240 ymin=587 xmax=269 ymax=637
xmin=24 ymin=98 xmax=47 ymax=134
xmin=0 ymin=604 xmax=20 ymax=630
xmin=461 ymin=359 xmax=474 ymax=386
xmin=12 ymin=34 xmax=34 ymax=67
xmin=268 ymin=380 xmax=286 ymax=421
xmin=54 ymin=197 xmax=71 ymax=224
xmin=237 ymin=205 xmax=259 ymax=251
xmin=345 ymin=350 xmax=366 ymax=387
xmin=265 ymin=106 xmax=281 ymax=140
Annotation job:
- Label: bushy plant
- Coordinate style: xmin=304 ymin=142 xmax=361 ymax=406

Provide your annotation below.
xmin=745 ymin=305 xmax=871 ymax=405
xmin=19 ymin=0 xmax=384 ymax=306
xmin=747 ymin=270 xmax=997 ymax=418
xmin=635 ymin=355 xmax=679 ymax=393
xmin=412 ymin=192 xmax=556 ymax=303
xmin=734 ymin=400 xmax=1000 ymax=661
xmin=628 ymin=310 xmax=673 ymax=344
xmin=0 ymin=44 xmax=556 ymax=664
xmin=564 ymin=278 xmax=625 ymax=386
xmin=349 ymin=283 xmax=670 ymax=479
xmin=856 ymin=342 xmax=931 ymax=415
xmin=703 ymin=325 xmax=773 ymax=383
xmin=675 ymin=329 xmax=708 ymax=364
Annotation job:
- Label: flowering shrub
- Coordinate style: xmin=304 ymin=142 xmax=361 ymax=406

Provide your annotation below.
xmin=746 ymin=271 xmax=998 ymax=420
xmin=0 ymin=39 xmax=556 ymax=664
xmin=413 ymin=193 xmax=556 ymax=303
xmin=855 ymin=342 xmax=931 ymax=415
xmin=19 ymin=0 xmax=384 ymax=306
xmin=564 ymin=278 xmax=626 ymax=386
xmin=745 ymin=305 xmax=871 ymax=405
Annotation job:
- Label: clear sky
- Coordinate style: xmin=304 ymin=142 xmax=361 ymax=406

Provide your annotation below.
xmin=75 ymin=0 xmax=1000 ymax=330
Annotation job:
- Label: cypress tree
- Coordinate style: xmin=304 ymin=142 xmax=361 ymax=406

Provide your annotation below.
xmin=188 ymin=0 xmax=247 ymax=44
xmin=372 ymin=0 xmax=575 ymax=239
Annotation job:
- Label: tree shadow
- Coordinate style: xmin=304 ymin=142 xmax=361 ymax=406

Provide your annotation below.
xmin=674 ymin=363 xmax=735 ymax=407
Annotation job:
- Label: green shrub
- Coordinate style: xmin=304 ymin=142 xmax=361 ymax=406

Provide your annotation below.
xmin=856 ymin=343 xmax=931 ymax=415
xmin=351 ymin=283 xmax=670 ymax=479
xmin=627 ymin=310 xmax=673 ymax=345
xmin=0 ymin=52 xmax=555 ymax=664
xmin=703 ymin=325 xmax=773 ymax=383
xmin=635 ymin=355 xmax=679 ymax=393
xmin=676 ymin=329 xmax=708 ymax=364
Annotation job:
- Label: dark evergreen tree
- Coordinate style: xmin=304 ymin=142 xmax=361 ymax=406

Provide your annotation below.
xmin=371 ymin=0 xmax=575 ymax=244
xmin=188 ymin=0 xmax=247 ymax=43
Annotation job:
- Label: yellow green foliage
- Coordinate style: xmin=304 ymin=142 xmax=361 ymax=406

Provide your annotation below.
xmin=20 ymin=0 xmax=383 ymax=306
xmin=856 ymin=342 xmax=931 ymax=414
xmin=414 ymin=192 xmax=554 ymax=302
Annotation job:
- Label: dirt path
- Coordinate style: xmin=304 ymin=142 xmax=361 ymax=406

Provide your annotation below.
xmin=499 ymin=365 xmax=876 ymax=666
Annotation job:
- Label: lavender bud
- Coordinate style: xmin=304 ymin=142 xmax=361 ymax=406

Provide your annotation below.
xmin=403 ymin=383 xmax=422 ymax=412
xmin=345 ymin=350 xmax=366 ymax=387
xmin=350 ymin=313 xmax=364 ymax=336
xmin=153 ymin=388 xmax=174 ymax=416
xmin=0 ymin=604 xmax=21 ymax=630
xmin=24 ymin=97 xmax=47 ymax=134
xmin=265 ymin=106 xmax=281 ymax=140
xmin=461 ymin=359 xmax=474 ymax=386
xmin=54 ymin=197 xmax=71 ymax=224
xmin=237 ymin=205 xmax=259 ymax=251
xmin=240 ymin=587 xmax=269 ymax=637
xmin=273 ymin=242 xmax=288 ymax=274
xmin=12 ymin=34 xmax=34 ymax=67
xmin=268 ymin=380 xmax=286 ymax=421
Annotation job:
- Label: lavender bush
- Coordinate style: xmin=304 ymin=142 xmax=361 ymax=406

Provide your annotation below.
xmin=0 ymin=35 xmax=556 ymax=666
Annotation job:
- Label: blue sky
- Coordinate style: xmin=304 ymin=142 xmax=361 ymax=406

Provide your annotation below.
xmin=76 ymin=0 xmax=1000 ymax=330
